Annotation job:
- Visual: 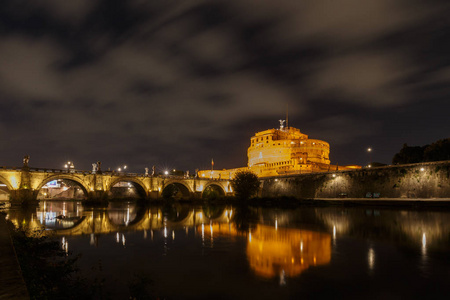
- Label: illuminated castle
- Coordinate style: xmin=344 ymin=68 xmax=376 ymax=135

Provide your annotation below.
xmin=199 ymin=120 xmax=359 ymax=179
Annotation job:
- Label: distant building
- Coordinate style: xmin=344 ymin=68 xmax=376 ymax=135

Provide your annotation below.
xmin=199 ymin=121 xmax=360 ymax=179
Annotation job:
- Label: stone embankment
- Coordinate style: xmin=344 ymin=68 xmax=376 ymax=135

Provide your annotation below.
xmin=260 ymin=161 xmax=450 ymax=200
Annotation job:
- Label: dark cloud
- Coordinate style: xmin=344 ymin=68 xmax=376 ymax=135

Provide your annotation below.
xmin=0 ymin=0 xmax=449 ymax=171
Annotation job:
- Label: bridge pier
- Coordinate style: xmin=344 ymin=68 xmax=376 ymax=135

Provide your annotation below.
xmin=148 ymin=191 xmax=159 ymax=200
xmin=84 ymin=190 xmax=109 ymax=206
xmin=9 ymin=189 xmax=39 ymax=206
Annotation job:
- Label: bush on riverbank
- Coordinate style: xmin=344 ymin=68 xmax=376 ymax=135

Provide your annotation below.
xmin=8 ymin=224 xmax=96 ymax=299
xmin=231 ymin=171 xmax=260 ymax=200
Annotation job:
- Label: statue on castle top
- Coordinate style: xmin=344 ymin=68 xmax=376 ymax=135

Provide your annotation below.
xmin=23 ymin=155 xmax=30 ymax=167
xmin=279 ymin=119 xmax=286 ymax=130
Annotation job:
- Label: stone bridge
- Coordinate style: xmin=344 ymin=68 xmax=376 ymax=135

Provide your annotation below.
xmin=0 ymin=166 xmax=233 ymax=204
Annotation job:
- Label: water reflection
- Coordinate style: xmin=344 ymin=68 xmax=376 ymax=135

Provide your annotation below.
xmin=8 ymin=202 xmax=450 ymax=252
xmin=368 ymin=247 xmax=375 ymax=272
xmin=247 ymin=225 xmax=331 ymax=279
xmin=6 ymin=200 xmax=450 ymax=298
xmin=315 ymin=207 xmax=450 ymax=250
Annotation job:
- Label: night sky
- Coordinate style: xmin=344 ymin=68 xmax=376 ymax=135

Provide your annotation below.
xmin=0 ymin=0 xmax=449 ymax=173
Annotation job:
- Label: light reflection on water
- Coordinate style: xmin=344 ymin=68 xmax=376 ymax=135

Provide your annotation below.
xmin=7 ymin=201 xmax=450 ymax=299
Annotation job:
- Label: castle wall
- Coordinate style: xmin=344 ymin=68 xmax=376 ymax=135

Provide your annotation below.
xmin=260 ymin=161 xmax=450 ymax=199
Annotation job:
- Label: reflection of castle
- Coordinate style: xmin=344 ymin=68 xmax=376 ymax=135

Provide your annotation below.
xmin=199 ymin=122 xmax=360 ymax=178
xmin=198 ymin=223 xmax=331 ymax=279
xmin=247 ymin=225 xmax=331 ymax=278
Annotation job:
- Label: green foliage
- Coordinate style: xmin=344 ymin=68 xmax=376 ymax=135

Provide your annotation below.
xmin=392 ymin=143 xmax=427 ymax=164
xmin=231 ymin=170 xmax=260 ymax=200
xmin=202 ymin=188 xmax=219 ymax=201
xmin=424 ymin=139 xmax=450 ymax=161
xmin=162 ymin=184 xmax=178 ymax=199
xmin=9 ymin=226 xmax=96 ymax=299
xmin=393 ymin=139 xmax=450 ymax=164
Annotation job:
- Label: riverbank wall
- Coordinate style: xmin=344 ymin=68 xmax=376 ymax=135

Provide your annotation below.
xmin=260 ymin=161 xmax=450 ymax=199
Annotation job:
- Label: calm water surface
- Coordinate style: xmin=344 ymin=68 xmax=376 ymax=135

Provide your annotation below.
xmin=8 ymin=201 xmax=450 ymax=299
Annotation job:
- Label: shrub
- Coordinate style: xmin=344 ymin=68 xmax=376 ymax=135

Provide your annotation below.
xmin=231 ymin=170 xmax=260 ymax=200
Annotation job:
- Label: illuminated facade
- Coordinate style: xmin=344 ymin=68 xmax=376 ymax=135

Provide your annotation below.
xmin=199 ymin=121 xmax=360 ymax=179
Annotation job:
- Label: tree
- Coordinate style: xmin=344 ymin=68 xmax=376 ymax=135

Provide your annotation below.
xmin=392 ymin=138 xmax=450 ymax=164
xmin=162 ymin=184 xmax=178 ymax=199
xmin=392 ymin=143 xmax=427 ymax=164
xmin=423 ymin=138 xmax=450 ymax=162
xmin=231 ymin=170 xmax=260 ymax=200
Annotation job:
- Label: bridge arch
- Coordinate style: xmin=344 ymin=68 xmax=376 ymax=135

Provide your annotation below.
xmin=203 ymin=182 xmax=226 ymax=197
xmin=35 ymin=175 xmax=90 ymax=200
xmin=0 ymin=175 xmax=13 ymax=200
xmin=162 ymin=180 xmax=192 ymax=199
xmin=0 ymin=175 xmax=14 ymax=191
xmin=108 ymin=177 xmax=148 ymax=199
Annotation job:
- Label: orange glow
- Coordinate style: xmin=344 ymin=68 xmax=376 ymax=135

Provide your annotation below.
xmin=246 ymin=225 xmax=331 ymax=278
xmin=196 ymin=223 xmax=241 ymax=237
xmin=197 ymin=222 xmax=332 ymax=279
xmin=198 ymin=125 xmax=360 ymax=179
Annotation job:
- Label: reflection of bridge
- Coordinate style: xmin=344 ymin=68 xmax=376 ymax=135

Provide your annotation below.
xmin=0 ymin=167 xmax=233 ymax=204
xmin=7 ymin=204 xmax=332 ymax=280
xmin=7 ymin=205 xmax=235 ymax=236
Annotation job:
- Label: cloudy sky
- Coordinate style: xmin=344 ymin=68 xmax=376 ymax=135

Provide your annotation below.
xmin=0 ymin=0 xmax=449 ymax=173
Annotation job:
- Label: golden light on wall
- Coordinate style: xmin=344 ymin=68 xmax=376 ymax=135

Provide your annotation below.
xmin=9 ymin=175 xmax=19 ymax=189
xmin=198 ymin=124 xmax=359 ymax=179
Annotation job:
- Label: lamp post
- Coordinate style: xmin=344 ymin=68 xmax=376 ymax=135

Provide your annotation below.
xmin=64 ymin=161 xmax=74 ymax=173
xmin=367 ymin=148 xmax=372 ymax=168
xmin=332 ymin=174 xmax=337 ymax=197
xmin=117 ymin=165 xmax=127 ymax=173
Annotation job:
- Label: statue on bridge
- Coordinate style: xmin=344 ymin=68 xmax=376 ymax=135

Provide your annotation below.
xmin=186 ymin=170 xmax=189 ymax=178
xmin=152 ymin=166 xmax=155 ymax=176
xmin=23 ymin=155 xmax=30 ymax=167
xmin=91 ymin=161 xmax=102 ymax=174
xmin=145 ymin=167 xmax=149 ymax=176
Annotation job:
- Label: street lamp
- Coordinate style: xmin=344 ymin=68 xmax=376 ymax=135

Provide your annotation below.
xmin=117 ymin=165 xmax=127 ymax=173
xmin=367 ymin=147 xmax=372 ymax=167
xmin=64 ymin=161 xmax=74 ymax=172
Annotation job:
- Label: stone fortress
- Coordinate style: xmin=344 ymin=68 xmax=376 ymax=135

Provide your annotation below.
xmin=199 ymin=120 xmax=360 ymax=179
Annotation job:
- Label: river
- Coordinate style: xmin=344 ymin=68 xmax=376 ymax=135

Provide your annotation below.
xmin=7 ymin=201 xmax=450 ymax=299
